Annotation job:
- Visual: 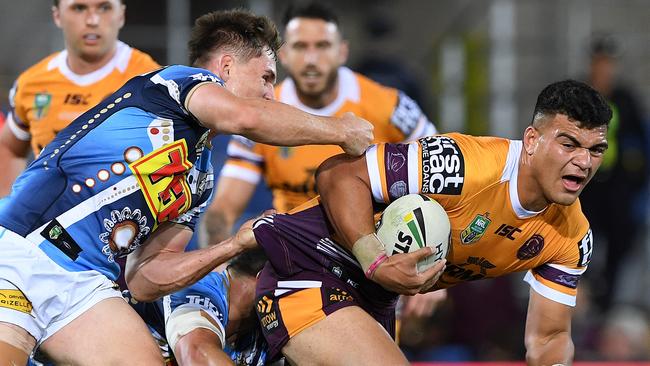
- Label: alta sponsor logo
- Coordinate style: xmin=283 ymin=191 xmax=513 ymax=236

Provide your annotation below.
xmin=419 ymin=136 xmax=465 ymax=195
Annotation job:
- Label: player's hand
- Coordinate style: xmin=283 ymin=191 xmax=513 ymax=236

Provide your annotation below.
xmin=372 ymin=247 xmax=446 ymax=295
xmin=401 ymin=289 xmax=448 ymax=318
xmin=339 ymin=112 xmax=374 ymax=156
xmin=232 ymin=209 xmax=276 ymax=251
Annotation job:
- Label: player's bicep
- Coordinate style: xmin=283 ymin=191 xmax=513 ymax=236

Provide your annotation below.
xmin=186 ymin=82 xmax=251 ymax=134
xmin=169 ymin=307 xmax=230 ymax=365
xmin=0 ymin=121 xmax=29 ymax=158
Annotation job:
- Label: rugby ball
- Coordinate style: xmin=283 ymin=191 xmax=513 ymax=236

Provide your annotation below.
xmin=376 ymin=194 xmax=451 ymax=272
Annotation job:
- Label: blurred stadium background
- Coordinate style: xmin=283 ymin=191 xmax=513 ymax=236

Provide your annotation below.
xmin=1 ymin=0 xmax=649 ymax=362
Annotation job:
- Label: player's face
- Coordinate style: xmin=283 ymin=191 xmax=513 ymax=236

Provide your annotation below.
xmin=280 ymin=18 xmax=348 ymax=101
xmin=525 ymin=113 xmax=608 ymax=208
xmin=226 ymin=49 xmax=277 ymax=101
xmin=53 ymin=0 xmax=125 ymax=63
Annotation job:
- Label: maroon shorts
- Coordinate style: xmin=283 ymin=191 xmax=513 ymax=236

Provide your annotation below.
xmin=253 ymin=203 xmax=398 ymax=359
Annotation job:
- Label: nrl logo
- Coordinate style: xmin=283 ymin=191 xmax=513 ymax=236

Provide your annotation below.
xmin=460 ymin=212 xmax=491 ymax=244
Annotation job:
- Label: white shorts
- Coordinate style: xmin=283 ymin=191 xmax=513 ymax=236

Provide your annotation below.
xmin=0 ymin=226 xmax=121 ymax=343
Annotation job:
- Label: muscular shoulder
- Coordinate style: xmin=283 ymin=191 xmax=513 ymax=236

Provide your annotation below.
xmin=542 ymin=201 xmax=592 ymax=268
xmin=446 ymin=133 xmax=512 ymax=186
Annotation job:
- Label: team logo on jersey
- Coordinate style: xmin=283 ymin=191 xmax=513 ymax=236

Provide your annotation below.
xmin=33 ymin=92 xmax=52 ymax=120
xmin=419 ymin=136 xmax=465 ymax=195
xmin=460 ymin=213 xmax=491 ymax=244
xmin=0 ymin=289 xmax=32 ymax=314
xmin=99 ymin=207 xmax=151 ymax=262
xmin=517 ymin=234 xmax=545 ymax=260
xmin=129 ymin=140 xmax=193 ymax=227
xmin=389 ymin=180 xmax=407 ymax=199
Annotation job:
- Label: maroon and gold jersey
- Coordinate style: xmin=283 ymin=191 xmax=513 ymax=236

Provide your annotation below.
xmin=7 ymin=41 xmax=159 ymax=156
xmin=221 ymin=67 xmax=437 ymax=212
xmin=365 ymin=133 xmax=593 ymax=306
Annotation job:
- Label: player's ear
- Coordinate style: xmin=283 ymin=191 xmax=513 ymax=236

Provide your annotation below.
xmin=338 ymin=40 xmax=349 ymax=65
xmin=216 ymin=54 xmax=234 ymax=83
xmin=523 ymin=126 xmax=538 ymax=155
xmin=52 ymin=5 xmax=62 ymax=28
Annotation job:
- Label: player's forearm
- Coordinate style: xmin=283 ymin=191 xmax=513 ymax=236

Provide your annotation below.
xmin=127 ymin=238 xmax=245 ymax=302
xmin=235 ymin=98 xmax=345 ymax=147
xmin=316 ymin=154 xmax=375 ymax=250
xmin=525 ymin=331 xmax=573 ymax=366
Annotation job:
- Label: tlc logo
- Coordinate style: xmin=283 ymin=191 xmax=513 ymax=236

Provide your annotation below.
xmin=494 ymin=224 xmax=522 ymax=240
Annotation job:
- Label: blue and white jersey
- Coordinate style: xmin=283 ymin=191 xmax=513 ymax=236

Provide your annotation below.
xmin=0 ymin=65 xmax=220 ymax=280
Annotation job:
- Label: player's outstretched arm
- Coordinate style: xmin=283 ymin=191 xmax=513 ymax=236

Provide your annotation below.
xmin=0 ymin=123 xmax=29 ymax=196
xmin=524 ymin=289 xmax=574 ymax=365
xmin=187 ymin=83 xmax=373 ymax=156
xmin=317 ymin=153 xmax=443 ymax=295
xmin=125 ymin=221 xmax=257 ymax=302
xmin=204 ymin=176 xmax=257 ymax=245
xmin=173 ymin=327 xmax=234 ymax=366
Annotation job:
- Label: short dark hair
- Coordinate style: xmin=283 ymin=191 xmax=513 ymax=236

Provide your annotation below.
xmin=282 ymin=1 xmax=339 ymax=29
xmin=188 ymin=9 xmax=282 ymax=67
xmin=532 ymin=79 xmax=612 ymax=129
xmin=227 ymin=247 xmax=267 ymax=277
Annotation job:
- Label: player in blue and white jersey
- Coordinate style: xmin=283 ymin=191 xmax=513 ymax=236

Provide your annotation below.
xmin=126 ymin=248 xmax=268 ymax=366
xmin=0 ymin=9 xmax=373 ymax=365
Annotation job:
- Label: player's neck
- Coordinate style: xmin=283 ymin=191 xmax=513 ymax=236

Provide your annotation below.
xmin=297 ymin=79 xmax=339 ymax=109
xmin=66 ymin=46 xmax=117 ymax=75
xmin=517 ymin=153 xmax=549 ymax=212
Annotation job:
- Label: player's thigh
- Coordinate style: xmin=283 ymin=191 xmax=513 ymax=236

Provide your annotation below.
xmin=41 ymin=297 xmax=164 ymax=365
xmin=282 ymin=306 xmax=408 ymax=366
xmin=0 ymin=321 xmax=35 ymax=366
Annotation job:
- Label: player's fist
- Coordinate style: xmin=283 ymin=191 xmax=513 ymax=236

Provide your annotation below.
xmin=233 ymin=209 xmax=276 ymax=250
xmin=339 ymin=112 xmax=373 ymax=156
xmin=372 ymin=247 xmax=446 ymax=295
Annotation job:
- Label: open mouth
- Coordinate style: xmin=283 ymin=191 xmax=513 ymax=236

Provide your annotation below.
xmin=562 ymin=174 xmax=586 ymax=192
xmin=83 ymin=34 xmax=101 ymax=43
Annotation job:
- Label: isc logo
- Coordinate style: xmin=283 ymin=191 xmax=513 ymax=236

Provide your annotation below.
xmin=64 ymin=93 xmax=90 ymax=105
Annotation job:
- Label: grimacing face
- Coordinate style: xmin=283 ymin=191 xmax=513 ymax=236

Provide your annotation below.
xmin=225 ymin=49 xmax=277 ymax=101
xmin=280 ymin=17 xmax=348 ymax=104
xmin=524 ymin=113 xmax=608 ymax=209
xmin=53 ymin=0 xmax=125 ymax=63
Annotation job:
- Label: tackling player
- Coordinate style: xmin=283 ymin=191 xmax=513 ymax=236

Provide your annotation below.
xmin=250 ymin=80 xmax=611 ymax=365
xmin=0 ymin=9 xmax=372 ymax=365
xmin=0 ymin=0 xmax=160 ymax=196
xmin=205 ymin=1 xmax=437 ymax=243
xmin=125 ymin=248 xmax=269 ymax=366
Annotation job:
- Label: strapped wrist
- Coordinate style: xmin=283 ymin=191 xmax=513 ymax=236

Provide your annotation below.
xmin=352 ymin=233 xmax=386 ymax=275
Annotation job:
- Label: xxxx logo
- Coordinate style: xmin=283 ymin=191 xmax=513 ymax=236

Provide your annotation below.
xmin=256 ymin=296 xmax=273 ymax=313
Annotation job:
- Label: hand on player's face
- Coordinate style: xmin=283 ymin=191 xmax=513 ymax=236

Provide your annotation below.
xmin=339 ymin=112 xmax=373 ymax=156
xmin=371 ymin=247 xmax=446 ymax=295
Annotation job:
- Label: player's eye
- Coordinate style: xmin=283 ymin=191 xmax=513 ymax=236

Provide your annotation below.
xmin=98 ymin=3 xmax=113 ymax=12
xmin=71 ymin=4 xmax=86 ymax=12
